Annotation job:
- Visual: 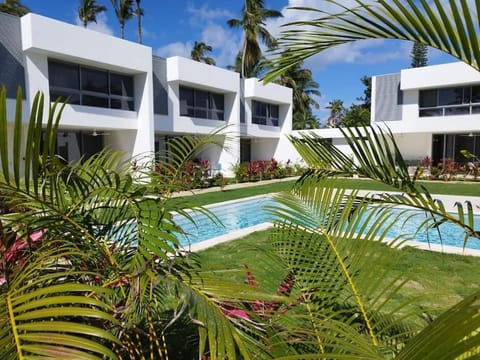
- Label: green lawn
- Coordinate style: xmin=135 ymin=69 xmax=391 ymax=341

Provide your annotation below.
xmin=197 ymin=229 xmax=480 ymax=315
xmin=189 ymin=177 xmax=480 ymax=315
xmin=173 ymin=177 xmax=480 ymax=208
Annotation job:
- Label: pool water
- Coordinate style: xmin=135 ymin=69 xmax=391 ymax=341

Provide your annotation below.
xmin=173 ymin=196 xmax=480 ymax=250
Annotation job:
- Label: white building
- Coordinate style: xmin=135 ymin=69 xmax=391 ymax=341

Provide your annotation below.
xmin=0 ymin=12 xmax=294 ymax=177
xmin=302 ymin=61 xmax=480 ymax=167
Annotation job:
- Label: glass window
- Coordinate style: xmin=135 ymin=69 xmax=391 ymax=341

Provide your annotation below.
xmin=419 ymin=108 xmax=443 ymax=117
xmin=48 ymin=59 xmax=134 ymax=111
xmin=82 ymin=95 xmax=109 ymax=108
xmin=472 ymin=86 xmax=480 ymax=103
xmin=444 ymin=106 xmax=470 ymax=116
xmin=252 ymin=101 xmax=279 ymax=127
xmin=82 ymin=68 xmax=108 ymax=94
xmin=179 ymin=86 xmax=224 ymax=121
xmin=194 ymin=90 xmax=209 ymax=110
xmin=50 ymin=90 xmax=80 ymax=105
xmin=438 ymin=87 xmax=463 ymax=106
xmin=49 ymin=61 xmax=79 ymax=89
xmin=110 ymin=73 xmax=133 ymax=97
xmin=419 ymin=90 xmax=437 ymax=107
xmin=111 ymin=98 xmax=134 ymax=111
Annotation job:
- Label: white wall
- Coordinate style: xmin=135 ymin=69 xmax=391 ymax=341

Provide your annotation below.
xmin=21 ymin=13 xmax=154 ymax=160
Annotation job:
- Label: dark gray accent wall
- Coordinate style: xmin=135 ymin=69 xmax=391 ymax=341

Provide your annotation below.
xmin=152 ymin=56 xmax=168 ymax=115
xmin=0 ymin=12 xmax=25 ymax=99
xmin=374 ymin=73 xmax=402 ymax=122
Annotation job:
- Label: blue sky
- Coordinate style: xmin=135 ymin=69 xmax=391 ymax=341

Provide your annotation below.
xmin=20 ymin=0 xmax=456 ymax=122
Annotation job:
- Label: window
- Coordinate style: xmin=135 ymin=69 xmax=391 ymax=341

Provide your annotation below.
xmin=48 ymin=60 xmax=135 ymax=111
xmin=419 ymin=85 xmax=480 ymax=117
xmin=179 ymin=86 xmax=224 ymax=120
xmin=252 ymin=100 xmax=279 ymax=127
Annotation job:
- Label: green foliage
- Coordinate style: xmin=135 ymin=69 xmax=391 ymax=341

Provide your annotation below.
xmin=0 ymin=0 xmax=29 ymax=16
xmin=411 ymin=42 xmax=429 ymax=68
xmin=78 ymin=0 xmax=107 ymax=28
xmin=191 ymin=41 xmax=216 ymax=65
xmin=343 ymin=103 xmax=371 ymax=127
xmin=265 ymin=0 xmax=480 ymax=81
xmin=227 ymin=0 xmax=283 ymax=78
xmin=0 ymin=87 xmax=273 ymax=359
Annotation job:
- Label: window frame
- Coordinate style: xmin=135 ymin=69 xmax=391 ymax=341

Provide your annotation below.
xmin=179 ymin=86 xmax=225 ymax=121
xmin=48 ymin=59 xmax=135 ymax=111
xmin=419 ymin=85 xmax=480 ymax=117
xmin=252 ymin=100 xmax=280 ymax=127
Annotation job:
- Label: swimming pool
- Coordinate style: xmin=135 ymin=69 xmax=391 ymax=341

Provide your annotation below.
xmin=173 ymin=196 xmax=480 ymax=250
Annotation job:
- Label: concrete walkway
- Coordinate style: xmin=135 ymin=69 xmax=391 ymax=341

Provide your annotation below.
xmin=171 ymin=176 xmax=298 ymax=198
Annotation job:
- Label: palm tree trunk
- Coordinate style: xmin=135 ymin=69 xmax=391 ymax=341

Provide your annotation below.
xmin=136 ymin=0 xmax=142 ymax=44
xmin=120 ymin=22 xmax=125 ymax=39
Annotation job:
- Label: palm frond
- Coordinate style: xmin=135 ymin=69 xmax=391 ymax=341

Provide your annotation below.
xmin=264 ymin=0 xmax=480 ymax=81
xmin=0 ymin=244 xmax=119 ymax=359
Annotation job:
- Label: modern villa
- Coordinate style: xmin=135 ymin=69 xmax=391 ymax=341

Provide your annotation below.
xmin=308 ymin=62 xmax=480 ymax=167
xmin=2 ymin=11 xmax=480 ymax=176
xmin=0 ymin=11 xmax=294 ymax=177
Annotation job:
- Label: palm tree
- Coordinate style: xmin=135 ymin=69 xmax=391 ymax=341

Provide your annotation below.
xmin=190 ymin=41 xmax=216 ymax=65
xmin=0 ymin=0 xmax=29 ymax=16
xmin=276 ymin=58 xmax=320 ymax=129
xmin=325 ymin=98 xmax=345 ymax=128
xmin=135 ymin=0 xmax=143 ymax=43
xmin=227 ymin=0 xmax=283 ymax=78
xmin=110 ymin=0 xmax=135 ymax=39
xmin=78 ymin=0 xmax=107 ymax=28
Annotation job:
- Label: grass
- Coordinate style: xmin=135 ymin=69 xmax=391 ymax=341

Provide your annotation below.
xmin=197 ymin=229 xmax=480 ymax=315
xmin=190 ymin=177 xmax=480 ymax=315
xmin=173 ymin=177 xmax=480 ymax=208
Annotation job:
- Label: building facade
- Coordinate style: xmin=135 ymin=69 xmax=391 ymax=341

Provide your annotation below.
xmin=0 ymin=12 xmax=294 ymax=177
xmin=300 ymin=61 xmax=480 ymax=168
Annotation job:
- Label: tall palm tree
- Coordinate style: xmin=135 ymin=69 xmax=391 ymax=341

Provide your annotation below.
xmin=276 ymin=58 xmax=320 ymax=129
xmin=325 ymin=98 xmax=345 ymax=128
xmin=227 ymin=0 xmax=283 ymax=78
xmin=110 ymin=0 xmax=135 ymax=39
xmin=0 ymin=0 xmax=29 ymax=16
xmin=78 ymin=0 xmax=107 ymax=28
xmin=190 ymin=41 xmax=216 ymax=65
xmin=135 ymin=0 xmax=143 ymax=43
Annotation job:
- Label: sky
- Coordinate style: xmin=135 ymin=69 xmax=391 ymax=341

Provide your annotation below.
xmin=20 ymin=0 xmax=457 ymax=123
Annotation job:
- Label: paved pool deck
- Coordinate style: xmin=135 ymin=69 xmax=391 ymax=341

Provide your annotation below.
xmin=174 ymin=179 xmax=480 ymax=256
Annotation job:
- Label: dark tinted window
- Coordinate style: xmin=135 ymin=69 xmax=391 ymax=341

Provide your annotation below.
xmin=179 ymin=86 xmax=224 ymax=120
xmin=419 ymin=90 xmax=437 ymax=107
xmin=48 ymin=60 xmax=134 ymax=111
xmin=438 ymin=88 xmax=463 ymax=106
xmin=82 ymin=68 xmax=108 ymax=93
xmin=110 ymin=73 xmax=133 ymax=96
xmin=48 ymin=61 xmax=79 ymax=89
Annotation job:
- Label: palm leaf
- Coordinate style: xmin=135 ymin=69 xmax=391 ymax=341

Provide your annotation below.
xmin=264 ymin=0 xmax=480 ymax=81
xmin=0 ymin=244 xmax=120 ymax=359
xmin=266 ymin=176 xmax=420 ymax=355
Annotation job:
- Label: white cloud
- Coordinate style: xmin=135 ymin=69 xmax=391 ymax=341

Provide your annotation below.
xmin=201 ymin=24 xmax=240 ymax=67
xmin=155 ymin=41 xmax=192 ymax=58
xmin=155 ymin=4 xmax=240 ymax=67
xmin=265 ymin=0 xmax=408 ymax=70
xmin=186 ymin=3 xmax=233 ymax=27
xmin=75 ymin=12 xmax=114 ymax=36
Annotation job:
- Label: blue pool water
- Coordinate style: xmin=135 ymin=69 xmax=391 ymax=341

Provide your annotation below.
xmin=173 ymin=196 xmax=480 ymax=250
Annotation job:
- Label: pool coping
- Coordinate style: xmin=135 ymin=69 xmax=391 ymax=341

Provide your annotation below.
xmin=181 ymin=192 xmax=480 ymax=256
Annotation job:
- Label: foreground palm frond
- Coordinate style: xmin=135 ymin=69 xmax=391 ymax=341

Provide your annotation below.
xmin=0 ymin=87 xmax=280 ymax=359
xmin=264 ymin=0 xmax=480 ymax=81
xmin=289 ymin=126 xmax=479 ymax=246
xmin=0 ymin=243 xmax=120 ymax=359
xmin=267 ymin=176 xmax=419 ymax=356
